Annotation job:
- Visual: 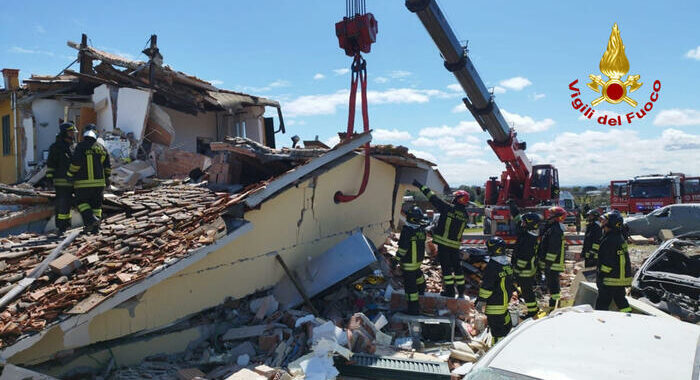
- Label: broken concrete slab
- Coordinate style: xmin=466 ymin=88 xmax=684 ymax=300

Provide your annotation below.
xmin=629 ymin=235 xmax=654 ymax=245
xmin=49 ymin=253 xmax=81 ymax=276
xmin=92 ymin=84 xmax=114 ymax=132
xmin=273 ymin=232 xmax=377 ymax=310
xmin=658 ymin=229 xmax=674 ymax=241
xmin=250 ymin=294 xmax=279 ymax=320
xmin=228 ymin=341 xmax=256 ymax=359
xmin=224 ymin=368 xmax=266 ymax=380
xmin=145 ymin=104 xmax=175 ymax=146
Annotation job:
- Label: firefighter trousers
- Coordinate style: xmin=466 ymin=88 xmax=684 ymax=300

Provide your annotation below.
xmin=517 ymin=275 xmax=538 ymax=317
xmin=546 ymin=269 xmax=561 ymax=307
xmin=487 ymin=312 xmax=512 ymax=343
xmin=437 ymin=245 xmax=464 ymax=296
xmin=595 ymin=284 xmax=631 ymax=312
xmin=74 ymin=187 xmax=104 ymax=228
xmin=403 ymin=269 xmax=425 ymax=314
xmin=54 ymin=186 xmax=73 ymax=232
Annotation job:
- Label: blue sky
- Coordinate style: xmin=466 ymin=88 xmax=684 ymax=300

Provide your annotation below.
xmin=2 ymin=0 xmax=699 ymax=185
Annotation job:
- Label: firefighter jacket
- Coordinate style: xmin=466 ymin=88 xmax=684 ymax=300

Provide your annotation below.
xmin=46 ymin=138 xmax=73 ymax=187
xmin=598 ymin=230 xmax=632 ymax=287
xmin=512 ymin=230 xmax=538 ymax=278
xmin=420 ymin=186 xmax=467 ymax=249
xmin=582 ymin=221 xmax=603 ymax=260
xmin=67 ymin=139 xmax=111 ymax=188
xmin=397 ymin=222 xmax=426 ymax=271
xmin=478 ymin=255 xmax=515 ymax=315
xmin=538 ymin=222 xmax=565 ymax=272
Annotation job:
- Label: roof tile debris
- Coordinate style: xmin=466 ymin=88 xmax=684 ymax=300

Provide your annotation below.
xmin=0 ymin=185 xmax=235 ymax=349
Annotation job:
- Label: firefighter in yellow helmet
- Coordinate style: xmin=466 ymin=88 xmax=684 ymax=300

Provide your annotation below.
xmin=595 ymin=211 xmax=632 ymax=312
xmin=477 ymin=237 xmax=515 ymax=343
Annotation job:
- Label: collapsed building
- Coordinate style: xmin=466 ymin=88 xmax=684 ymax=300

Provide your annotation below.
xmin=0 ymin=35 xmax=451 ymax=377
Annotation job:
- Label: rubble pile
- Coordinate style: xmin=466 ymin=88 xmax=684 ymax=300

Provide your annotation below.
xmin=0 ymin=185 xmax=235 ymax=348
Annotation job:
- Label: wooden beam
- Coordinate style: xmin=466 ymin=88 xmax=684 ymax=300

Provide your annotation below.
xmin=67 ymin=41 xmax=146 ymax=71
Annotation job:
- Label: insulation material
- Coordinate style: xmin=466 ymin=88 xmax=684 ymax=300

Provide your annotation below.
xmin=116 ymin=88 xmax=152 ymax=140
xmin=145 ymin=104 xmax=176 ymax=146
xmin=92 ymin=84 xmax=114 ymax=132
xmin=273 ymin=232 xmax=377 ymax=309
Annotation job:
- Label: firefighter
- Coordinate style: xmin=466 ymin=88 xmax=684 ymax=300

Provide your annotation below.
xmin=67 ymin=128 xmax=111 ymax=234
xmin=46 ymin=122 xmax=77 ymax=234
xmin=413 ymin=180 xmax=469 ymax=298
xmin=397 ymin=206 xmax=427 ymax=315
xmin=582 ymin=209 xmax=602 ymax=267
xmin=595 ymin=212 xmax=632 ymax=312
xmin=537 ymin=206 xmax=567 ymax=308
xmin=476 ymin=237 xmax=515 ymax=343
xmin=512 ymin=212 xmax=541 ymax=318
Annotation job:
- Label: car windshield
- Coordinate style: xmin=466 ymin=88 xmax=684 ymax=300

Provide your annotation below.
xmin=630 ymin=181 xmax=671 ymax=199
xmin=647 ymin=207 xmax=669 ymax=217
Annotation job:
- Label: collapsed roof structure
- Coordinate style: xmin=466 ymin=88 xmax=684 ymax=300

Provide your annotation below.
xmin=0 ymin=34 xmax=449 ymax=377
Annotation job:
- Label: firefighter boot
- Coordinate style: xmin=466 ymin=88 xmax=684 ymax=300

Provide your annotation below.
xmin=457 ymin=284 xmax=466 ymax=299
xmin=406 ymin=300 xmax=420 ymax=315
xmin=417 ymin=281 xmax=426 ymax=296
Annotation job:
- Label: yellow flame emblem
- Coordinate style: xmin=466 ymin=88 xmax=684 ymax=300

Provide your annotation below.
xmin=587 ymin=23 xmax=642 ymax=107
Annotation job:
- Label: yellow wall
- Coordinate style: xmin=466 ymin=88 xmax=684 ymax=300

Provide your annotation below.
xmin=0 ymin=96 xmax=17 ymax=184
xmin=10 ymin=154 xmax=400 ymax=366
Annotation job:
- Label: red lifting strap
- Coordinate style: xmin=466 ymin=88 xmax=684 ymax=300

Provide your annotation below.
xmin=334 ymin=54 xmax=371 ymax=203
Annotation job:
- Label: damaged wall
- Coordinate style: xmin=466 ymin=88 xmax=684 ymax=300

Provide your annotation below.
xmin=30 ymin=99 xmax=65 ymax=164
xmin=164 ymin=107 xmax=217 ymax=153
xmin=9 ymin=154 xmax=400 ymax=368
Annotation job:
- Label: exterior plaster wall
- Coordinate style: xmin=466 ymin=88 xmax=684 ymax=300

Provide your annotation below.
xmin=11 ymin=154 xmax=398 ymax=366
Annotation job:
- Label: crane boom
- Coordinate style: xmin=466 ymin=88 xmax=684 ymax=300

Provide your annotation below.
xmin=406 ymin=0 xmax=510 ymax=142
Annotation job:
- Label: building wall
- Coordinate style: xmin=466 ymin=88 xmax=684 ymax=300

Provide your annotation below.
xmin=0 ymin=96 xmax=16 ymax=184
xmin=164 ymin=107 xmax=217 ymax=153
xmin=31 ymin=99 xmax=65 ymax=163
xmin=10 ymin=154 xmax=400 ymax=366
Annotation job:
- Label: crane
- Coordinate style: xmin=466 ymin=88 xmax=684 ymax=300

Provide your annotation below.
xmin=406 ymin=0 xmax=561 ymax=236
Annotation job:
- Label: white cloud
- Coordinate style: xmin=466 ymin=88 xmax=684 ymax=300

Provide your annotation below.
xmin=373 ymin=128 xmax=412 ymax=141
xmin=499 ymin=76 xmax=532 ymax=91
xmin=526 ymin=128 xmax=700 ymax=184
xmin=333 ymin=68 xmax=350 ymax=76
xmin=269 ymin=79 xmax=290 ymax=88
xmin=9 ymin=46 xmax=54 ymax=56
xmin=451 ymin=103 xmax=465 ymax=113
xmin=325 ymin=135 xmax=340 ymax=148
xmin=501 ymin=109 xmax=554 ymax=132
xmin=447 ymin=84 xmax=462 ymax=92
xmin=34 ymin=25 xmax=46 ymax=34
xmin=418 ymin=120 xmax=481 ymax=137
xmin=685 ymin=46 xmax=700 ymax=60
xmin=410 ymin=149 xmax=437 ymax=163
xmin=375 ymin=76 xmax=388 ymax=83
xmin=313 ymin=73 xmax=325 ymax=80
xmin=493 ymin=86 xmax=507 ymax=94
xmin=653 ymin=108 xmax=700 ymax=126
xmin=389 ymin=70 xmax=411 ymax=79
xmin=532 ymin=93 xmax=546 ymax=101
xmin=283 ymin=88 xmax=450 ymax=117
xmin=208 ymin=79 xmax=224 ymax=86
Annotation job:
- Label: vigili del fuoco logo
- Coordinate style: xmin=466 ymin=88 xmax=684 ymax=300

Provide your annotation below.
xmin=569 ymin=23 xmax=661 ymax=126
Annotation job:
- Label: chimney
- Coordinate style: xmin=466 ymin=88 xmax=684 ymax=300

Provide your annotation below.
xmin=2 ymin=69 xmax=20 ymax=91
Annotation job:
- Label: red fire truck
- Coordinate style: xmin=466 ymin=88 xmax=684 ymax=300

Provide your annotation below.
xmin=610 ymin=173 xmax=700 ymax=214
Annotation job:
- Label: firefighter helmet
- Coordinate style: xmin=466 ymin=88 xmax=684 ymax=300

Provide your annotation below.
xmin=520 ymin=212 xmax=542 ymax=231
xmin=547 ymin=206 xmax=567 ymax=223
xmin=405 ymin=206 xmax=424 ymax=225
xmin=603 ymin=211 xmax=624 ymax=230
xmin=84 ymin=123 xmax=98 ymax=132
xmin=586 ymin=209 xmax=601 ymax=222
xmin=58 ymin=122 xmax=77 ymax=139
xmin=486 ymin=236 xmax=506 ymax=255
xmin=452 ymin=190 xmax=470 ymax=206
xmin=83 ymin=129 xmax=98 ymax=140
